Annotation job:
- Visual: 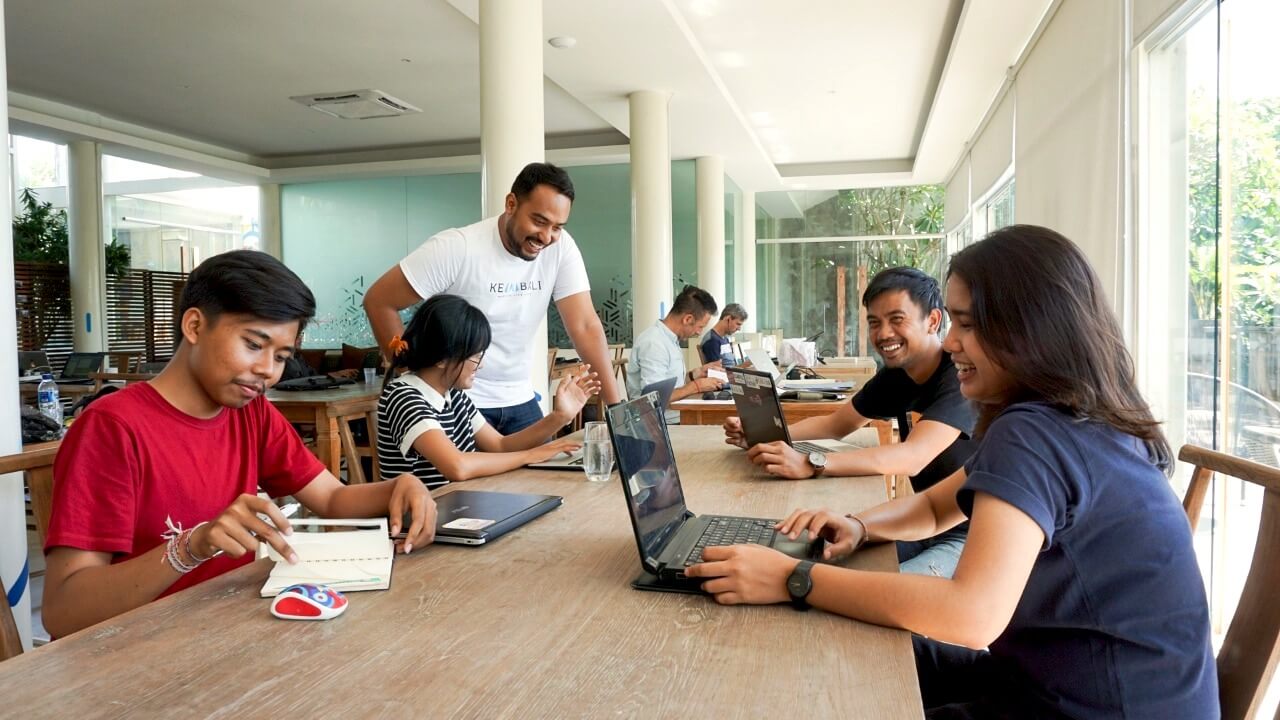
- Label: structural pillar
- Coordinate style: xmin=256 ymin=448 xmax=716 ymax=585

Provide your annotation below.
xmin=695 ymin=156 xmax=725 ymax=307
xmin=739 ymin=190 xmax=757 ymax=332
xmin=0 ymin=0 xmax=34 ymax=650
xmin=629 ymin=90 xmax=673 ymax=336
xmin=259 ymin=183 xmax=283 ymax=259
xmin=67 ymin=140 xmax=106 ymax=352
xmin=479 ymin=0 xmax=549 ymax=408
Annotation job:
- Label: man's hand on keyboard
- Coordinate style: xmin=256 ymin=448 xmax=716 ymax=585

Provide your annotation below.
xmin=746 ymin=441 xmax=815 ymax=480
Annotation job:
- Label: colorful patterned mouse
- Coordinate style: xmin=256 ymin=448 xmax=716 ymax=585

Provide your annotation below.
xmin=269 ymin=583 xmax=348 ymax=621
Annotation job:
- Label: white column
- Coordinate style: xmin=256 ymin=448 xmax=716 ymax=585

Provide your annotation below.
xmin=67 ymin=140 xmax=106 ymax=352
xmin=0 ymin=0 xmax=33 ymax=650
xmin=629 ymin=90 xmax=673 ymax=336
xmin=739 ymin=190 xmax=757 ymax=332
xmin=259 ymin=183 xmax=283 ymax=260
xmin=479 ymin=0 xmax=549 ymax=409
xmin=695 ymin=156 xmax=725 ymax=307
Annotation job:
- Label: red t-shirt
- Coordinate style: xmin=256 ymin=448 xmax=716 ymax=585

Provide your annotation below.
xmin=45 ymin=382 xmax=325 ymax=597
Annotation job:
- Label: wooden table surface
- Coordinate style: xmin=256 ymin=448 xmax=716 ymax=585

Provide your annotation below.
xmin=0 ymin=427 xmax=921 ymax=718
xmin=267 ymin=382 xmax=381 ymax=477
xmin=671 ymin=397 xmax=847 ymax=426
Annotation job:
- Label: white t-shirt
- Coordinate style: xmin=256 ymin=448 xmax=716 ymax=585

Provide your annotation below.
xmin=399 ymin=215 xmax=590 ymax=409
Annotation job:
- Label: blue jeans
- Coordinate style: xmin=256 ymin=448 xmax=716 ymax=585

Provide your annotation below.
xmin=479 ymin=397 xmax=543 ymax=435
xmin=897 ymin=527 xmax=967 ymax=578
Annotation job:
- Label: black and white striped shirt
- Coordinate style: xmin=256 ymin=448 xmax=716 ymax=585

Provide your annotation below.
xmin=376 ymin=374 xmax=486 ymax=488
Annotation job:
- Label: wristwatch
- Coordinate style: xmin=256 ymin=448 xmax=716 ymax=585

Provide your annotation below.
xmin=786 ymin=560 xmax=815 ymax=611
xmin=807 ymin=451 xmax=828 ymax=477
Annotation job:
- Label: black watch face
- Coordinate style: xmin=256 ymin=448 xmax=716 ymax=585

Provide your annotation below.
xmin=787 ymin=563 xmax=812 ymax=598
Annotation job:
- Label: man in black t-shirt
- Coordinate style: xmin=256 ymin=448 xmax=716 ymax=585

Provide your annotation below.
xmin=724 ymin=268 xmax=976 ymax=577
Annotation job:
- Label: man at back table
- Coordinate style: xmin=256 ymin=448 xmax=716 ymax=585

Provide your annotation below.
xmin=627 ymin=285 xmax=726 ymax=425
xmin=699 ymin=303 xmax=748 ymax=365
xmin=364 ymin=162 xmax=621 ymax=435
xmin=724 ymin=267 xmax=976 ymax=577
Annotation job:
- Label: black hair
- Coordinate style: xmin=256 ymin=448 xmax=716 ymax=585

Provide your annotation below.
xmin=670 ymin=285 xmax=718 ymax=318
xmin=948 ymin=224 xmax=1171 ymax=472
xmin=510 ymin=162 xmax=575 ymax=202
xmin=862 ymin=266 xmax=943 ymax=317
xmin=178 ymin=250 xmax=316 ymax=333
xmin=385 ymin=294 xmax=492 ymax=390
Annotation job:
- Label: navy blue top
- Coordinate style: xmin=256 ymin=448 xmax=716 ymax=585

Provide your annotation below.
xmin=699 ymin=330 xmax=732 ymax=365
xmin=958 ymin=402 xmax=1217 ymax=719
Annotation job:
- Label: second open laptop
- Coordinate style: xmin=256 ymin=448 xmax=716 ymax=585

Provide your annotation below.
xmin=394 ymin=489 xmax=562 ymax=546
xmin=606 ymin=393 xmax=822 ymax=592
xmin=726 ymin=366 xmax=859 ymax=455
xmin=526 ymin=376 xmax=677 ymax=471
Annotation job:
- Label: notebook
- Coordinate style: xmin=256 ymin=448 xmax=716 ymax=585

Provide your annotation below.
xmin=257 ymin=518 xmax=393 ymax=597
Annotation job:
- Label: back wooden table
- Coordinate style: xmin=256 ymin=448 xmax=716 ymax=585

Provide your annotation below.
xmin=0 ymin=427 xmax=922 ymax=718
xmin=267 ymin=382 xmax=381 ymax=477
xmin=672 ymin=397 xmax=848 ymax=426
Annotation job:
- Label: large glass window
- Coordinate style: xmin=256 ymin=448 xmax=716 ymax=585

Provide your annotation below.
xmin=756 ymin=186 xmax=944 ymax=358
xmin=1140 ymin=2 xmax=1279 ymax=701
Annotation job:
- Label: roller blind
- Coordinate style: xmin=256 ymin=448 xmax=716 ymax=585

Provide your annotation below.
xmin=944 ymin=156 xmax=970 ymax=232
xmin=970 ymin=91 xmax=1015 ymax=199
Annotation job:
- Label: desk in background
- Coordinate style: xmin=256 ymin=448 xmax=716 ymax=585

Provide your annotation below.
xmin=267 ymin=382 xmax=380 ymax=478
xmin=672 ymin=397 xmax=848 ymax=426
xmin=0 ymin=427 xmax=921 ymax=717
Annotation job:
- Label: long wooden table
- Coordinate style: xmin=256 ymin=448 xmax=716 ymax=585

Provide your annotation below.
xmin=672 ymin=397 xmax=847 ymax=426
xmin=0 ymin=427 xmax=921 ymax=717
xmin=267 ymin=382 xmax=380 ymax=476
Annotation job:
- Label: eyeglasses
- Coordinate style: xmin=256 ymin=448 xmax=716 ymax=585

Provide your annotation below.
xmin=466 ymin=353 xmax=485 ymax=368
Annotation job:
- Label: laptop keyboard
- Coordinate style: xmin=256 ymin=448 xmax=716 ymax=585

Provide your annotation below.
xmin=791 ymin=441 xmax=830 ymax=455
xmin=684 ymin=517 xmax=776 ymax=566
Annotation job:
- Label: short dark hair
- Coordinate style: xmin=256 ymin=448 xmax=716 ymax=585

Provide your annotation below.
xmin=720 ymin=303 xmax=748 ymax=321
xmin=862 ymin=267 xmax=942 ymax=317
xmin=511 ymin=162 xmax=575 ymax=202
xmin=670 ymin=285 xmax=718 ymax=319
xmin=391 ymin=294 xmax=492 ymax=376
xmin=178 ymin=250 xmax=316 ymax=333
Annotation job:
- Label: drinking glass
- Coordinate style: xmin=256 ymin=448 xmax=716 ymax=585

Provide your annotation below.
xmin=583 ymin=421 xmax=613 ymax=482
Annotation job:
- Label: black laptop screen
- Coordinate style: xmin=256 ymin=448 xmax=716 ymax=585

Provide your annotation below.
xmin=607 ymin=397 xmax=688 ymax=564
xmin=61 ymin=353 xmax=103 ymax=379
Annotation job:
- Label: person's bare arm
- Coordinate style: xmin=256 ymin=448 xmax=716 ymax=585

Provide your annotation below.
xmin=557 ymin=292 xmax=621 ymax=404
xmin=362 ymin=265 xmax=422 ymax=361
xmin=788 ymin=401 xmax=871 ymax=441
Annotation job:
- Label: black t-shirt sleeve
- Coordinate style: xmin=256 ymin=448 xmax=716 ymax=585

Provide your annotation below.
xmin=851 ymin=367 xmax=902 ymax=420
xmin=917 ymin=368 xmax=976 ymax=435
xmin=958 ymin=406 xmax=1090 ymax=550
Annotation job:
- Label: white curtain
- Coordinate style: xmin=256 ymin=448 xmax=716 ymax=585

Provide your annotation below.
xmin=943 ymin=156 xmax=970 ymax=232
xmin=970 ymin=90 xmax=1015 ymax=200
xmin=1014 ymin=0 xmax=1124 ymax=308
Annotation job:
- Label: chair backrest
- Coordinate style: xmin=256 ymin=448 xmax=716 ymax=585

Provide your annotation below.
xmin=1180 ymin=444 xmax=1280 ymax=719
xmin=0 ymin=569 xmax=21 ymax=662
xmin=0 ymin=443 xmax=60 ymax=547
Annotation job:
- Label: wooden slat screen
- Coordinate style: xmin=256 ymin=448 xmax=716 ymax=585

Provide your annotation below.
xmin=14 ymin=261 xmax=187 ymax=368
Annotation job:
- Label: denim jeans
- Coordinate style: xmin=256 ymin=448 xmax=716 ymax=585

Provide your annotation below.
xmin=479 ymin=397 xmax=543 ymax=435
xmin=897 ymin=527 xmax=967 ymax=578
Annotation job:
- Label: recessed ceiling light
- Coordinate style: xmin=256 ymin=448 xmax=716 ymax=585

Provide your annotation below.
xmin=548 ymin=36 xmax=577 ymax=49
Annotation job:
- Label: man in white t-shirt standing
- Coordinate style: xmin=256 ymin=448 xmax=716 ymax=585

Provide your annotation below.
xmin=363 ymin=163 xmax=621 ymax=434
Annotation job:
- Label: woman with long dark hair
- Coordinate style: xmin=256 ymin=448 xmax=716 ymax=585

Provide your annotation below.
xmin=376 ymin=294 xmax=598 ymax=488
xmin=686 ymin=226 xmax=1216 ymax=718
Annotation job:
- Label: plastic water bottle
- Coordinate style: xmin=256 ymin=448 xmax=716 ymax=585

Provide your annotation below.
xmin=37 ymin=373 xmax=63 ymax=429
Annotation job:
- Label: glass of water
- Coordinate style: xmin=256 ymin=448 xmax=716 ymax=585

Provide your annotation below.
xmin=583 ymin=421 xmax=613 ymax=482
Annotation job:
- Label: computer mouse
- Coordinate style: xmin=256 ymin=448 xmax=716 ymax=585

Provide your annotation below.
xmin=269 ymin=583 xmax=348 ymax=621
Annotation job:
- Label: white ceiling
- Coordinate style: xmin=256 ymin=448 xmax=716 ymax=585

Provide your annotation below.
xmin=4 ymin=0 xmax=1052 ymax=204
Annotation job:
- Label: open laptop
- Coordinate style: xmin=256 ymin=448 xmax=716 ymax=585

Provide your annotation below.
xmin=394 ymin=489 xmax=562 ymax=545
xmin=58 ymin=352 xmax=106 ymax=384
xmin=743 ymin=346 xmax=851 ymax=392
xmin=527 ymin=377 xmax=677 ymax=471
xmin=18 ymin=351 xmax=50 ymax=381
xmin=726 ymin=366 xmax=858 ymax=455
xmin=607 ymin=393 xmax=823 ymax=592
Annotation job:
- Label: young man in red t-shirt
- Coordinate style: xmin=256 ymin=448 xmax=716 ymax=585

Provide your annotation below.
xmin=42 ymin=250 xmax=438 ymax=638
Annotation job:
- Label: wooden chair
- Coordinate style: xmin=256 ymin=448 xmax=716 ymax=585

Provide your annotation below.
xmin=90 ymin=371 xmax=158 ymax=392
xmin=1 ymin=569 xmax=22 ymax=662
xmin=339 ymin=408 xmax=380 ymax=485
xmin=106 ymin=351 xmax=141 ymax=374
xmin=1179 ymin=444 xmax=1280 ymax=719
xmin=0 ymin=442 xmax=60 ymax=551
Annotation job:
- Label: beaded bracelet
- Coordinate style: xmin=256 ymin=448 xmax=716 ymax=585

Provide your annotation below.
xmin=160 ymin=516 xmax=205 ymax=574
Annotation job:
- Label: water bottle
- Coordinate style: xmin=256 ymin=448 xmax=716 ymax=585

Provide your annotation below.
xmin=37 ymin=373 xmax=63 ymax=430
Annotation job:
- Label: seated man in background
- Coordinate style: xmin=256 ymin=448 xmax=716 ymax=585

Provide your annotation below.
xmin=626 ymin=285 xmax=725 ymax=424
xmin=724 ymin=267 xmax=976 ymax=577
xmin=699 ymin=303 xmax=748 ymax=365
xmin=42 ymin=251 xmax=437 ymax=638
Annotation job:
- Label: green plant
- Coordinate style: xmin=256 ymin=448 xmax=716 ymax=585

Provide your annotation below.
xmin=13 ymin=188 xmax=132 ymax=276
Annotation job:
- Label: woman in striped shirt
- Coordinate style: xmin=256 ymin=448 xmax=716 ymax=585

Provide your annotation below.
xmin=376 ymin=294 xmax=599 ymax=488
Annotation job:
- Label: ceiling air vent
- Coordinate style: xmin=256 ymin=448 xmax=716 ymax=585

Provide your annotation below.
xmin=289 ymin=89 xmax=422 ymax=120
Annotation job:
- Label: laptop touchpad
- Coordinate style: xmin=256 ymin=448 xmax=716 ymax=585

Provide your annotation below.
xmin=771 ymin=529 xmax=825 ymax=560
